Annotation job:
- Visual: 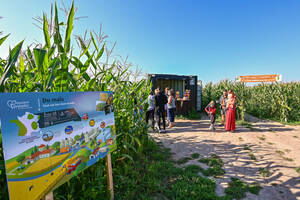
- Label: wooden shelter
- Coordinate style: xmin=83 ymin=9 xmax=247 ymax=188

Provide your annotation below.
xmin=148 ymin=74 xmax=201 ymax=115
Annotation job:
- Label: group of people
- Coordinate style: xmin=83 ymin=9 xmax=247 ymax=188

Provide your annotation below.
xmin=146 ymin=87 xmax=176 ymax=133
xmin=205 ymin=90 xmax=236 ymax=132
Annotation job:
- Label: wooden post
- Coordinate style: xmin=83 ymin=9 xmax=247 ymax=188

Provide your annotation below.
xmin=45 ymin=192 xmax=54 ymax=200
xmin=106 ymin=152 xmax=114 ymax=200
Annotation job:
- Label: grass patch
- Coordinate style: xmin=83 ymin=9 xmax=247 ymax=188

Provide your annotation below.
xmin=198 ymin=154 xmax=225 ymax=177
xmin=293 ymin=135 xmax=298 ymax=138
xmin=275 ymin=150 xmax=294 ymax=162
xmin=258 ymin=168 xmax=270 ymax=178
xmin=282 ymin=157 xmax=294 ymax=162
xmin=191 ymin=153 xmax=200 ymax=159
xmin=238 ymin=137 xmax=244 ymax=142
xmin=236 ymin=120 xmax=253 ymax=129
xmin=112 ymin=139 xmax=232 ymax=200
xmin=257 ymin=135 xmax=266 ymax=141
xmin=248 ymin=152 xmax=257 ymax=161
xmin=176 ymin=157 xmax=192 ymax=165
xmin=176 ymin=110 xmax=202 ymax=120
xmin=267 ymin=142 xmax=274 ymax=145
xmin=243 ymin=145 xmax=251 ymax=151
xmin=275 ymin=150 xmax=285 ymax=156
xmin=225 ymin=177 xmax=261 ymax=199
xmin=295 ymin=167 xmax=300 ymax=174
xmin=184 ymin=165 xmax=202 ymax=174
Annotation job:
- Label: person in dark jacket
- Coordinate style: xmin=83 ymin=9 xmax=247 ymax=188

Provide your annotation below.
xmin=155 ymin=88 xmax=168 ymax=133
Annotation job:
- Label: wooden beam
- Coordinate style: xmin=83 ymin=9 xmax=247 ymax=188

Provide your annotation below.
xmin=106 ymin=152 xmax=114 ymax=200
xmin=45 ymin=192 xmax=54 ymax=200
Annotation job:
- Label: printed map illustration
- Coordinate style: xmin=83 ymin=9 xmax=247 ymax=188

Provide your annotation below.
xmin=10 ymin=112 xmax=41 ymax=136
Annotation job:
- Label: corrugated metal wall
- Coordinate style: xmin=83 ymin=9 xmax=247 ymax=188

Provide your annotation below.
xmin=197 ymin=80 xmax=202 ymax=111
xmin=156 ymin=79 xmax=184 ymax=97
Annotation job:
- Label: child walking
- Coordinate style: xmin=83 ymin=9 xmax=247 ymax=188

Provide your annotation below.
xmin=205 ymin=101 xmax=217 ymax=131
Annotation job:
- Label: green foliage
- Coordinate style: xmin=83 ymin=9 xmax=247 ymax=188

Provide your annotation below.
xmin=113 ymin=139 xmax=230 ymax=200
xmin=198 ymin=154 xmax=225 ymax=177
xmin=202 ymin=80 xmax=300 ymax=122
xmin=295 ymin=167 xmax=300 ymax=174
xmin=248 ymin=152 xmax=257 ymax=161
xmin=177 ymin=109 xmax=201 ymax=120
xmin=176 ymin=157 xmax=192 ymax=165
xmin=0 ymin=2 xmax=152 ymax=199
xmin=225 ymin=177 xmax=261 ymax=199
xmin=258 ymin=168 xmax=270 ymax=178
xmin=191 ymin=153 xmax=200 ymax=159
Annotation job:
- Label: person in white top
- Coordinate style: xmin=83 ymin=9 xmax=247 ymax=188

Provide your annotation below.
xmin=146 ymin=91 xmax=155 ymax=130
xmin=167 ymin=89 xmax=176 ymax=128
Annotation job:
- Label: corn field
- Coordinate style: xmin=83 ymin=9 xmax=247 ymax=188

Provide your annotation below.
xmin=0 ymin=2 xmax=151 ymax=199
xmin=202 ymin=80 xmax=300 ymax=122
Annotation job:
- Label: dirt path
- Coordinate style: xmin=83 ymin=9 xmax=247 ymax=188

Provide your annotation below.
xmin=150 ymin=119 xmax=300 ymax=200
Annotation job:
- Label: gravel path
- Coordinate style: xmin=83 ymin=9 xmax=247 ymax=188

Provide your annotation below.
xmin=150 ymin=119 xmax=300 ymax=200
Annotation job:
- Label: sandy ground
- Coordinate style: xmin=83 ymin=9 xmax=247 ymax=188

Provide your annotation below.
xmin=150 ymin=118 xmax=300 ymax=200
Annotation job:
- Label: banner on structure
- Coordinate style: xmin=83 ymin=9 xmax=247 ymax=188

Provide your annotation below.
xmin=236 ymin=74 xmax=282 ymax=82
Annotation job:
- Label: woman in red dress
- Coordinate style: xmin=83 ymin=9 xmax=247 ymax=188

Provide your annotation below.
xmin=225 ymin=91 xmax=236 ymax=132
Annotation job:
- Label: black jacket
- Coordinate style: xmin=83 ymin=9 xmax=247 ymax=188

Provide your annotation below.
xmin=155 ymin=92 xmax=168 ymax=109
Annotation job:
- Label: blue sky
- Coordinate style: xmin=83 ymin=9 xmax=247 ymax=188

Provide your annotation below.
xmin=1 ymin=0 xmax=300 ymax=84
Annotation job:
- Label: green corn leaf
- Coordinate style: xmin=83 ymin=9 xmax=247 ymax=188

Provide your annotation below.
xmin=54 ymin=2 xmax=62 ymax=45
xmin=64 ymin=1 xmax=75 ymax=53
xmin=77 ymin=36 xmax=97 ymax=69
xmin=83 ymin=50 xmax=95 ymax=68
xmin=43 ymin=13 xmax=51 ymax=49
xmin=0 ymin=40 xmax=23 ymax=87
xmin=46 ymin=58 xmax=60 ymax=88
xmin=90 ymin=32 xmax=99 ymax=52
xmin=70 ymin=56 xmax=84 ymax=70
xmin=67 ymin=71 xmax=77 ymax=90
xmin=0 ymin=34 xmax=10 ymax=46
xmin=79 ymin=39 xmax=91 ymax=59
xmin=95 ymin=43 xmax=105 ymax=61
xmin=19 ymin=55 xmax=25 ymax=73
xmin=33 ymin=48 xmax=48 ymax=75
xmin=120 ymin=154 xmax=134 ymax=163
xmin=60 ymin=53 xmax=69 ymax=70
xmin=48 ymin=45 xmax=56 ymax=59
xmin=82 ymin=72 xmax=90 ymax=82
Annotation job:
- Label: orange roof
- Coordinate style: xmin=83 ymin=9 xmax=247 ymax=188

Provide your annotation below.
xmin=40 ymin=149 xmax=53 ymax=155
xmin=31 ymin=152 xmax=40 ymax=160
xmin=38 ymin=144 xmax=45 ymax=148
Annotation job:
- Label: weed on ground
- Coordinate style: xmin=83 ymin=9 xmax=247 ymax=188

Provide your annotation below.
xmin=248 ymin=152 xmax=257 ymax=161
xmin=225 ymin=177 xmax=261 ymax=199
xmin=198 ymin=154 xmax=225 ymax=177
xmin=257 ymin=135 xmax=266 ymax=141
xmin=176 ymin=157 xmax=192 ymax=165
xmin=258 ymin=168 xmax=270 ymax=178
xmin=191 ymin=153 xmax=200 ymax=159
